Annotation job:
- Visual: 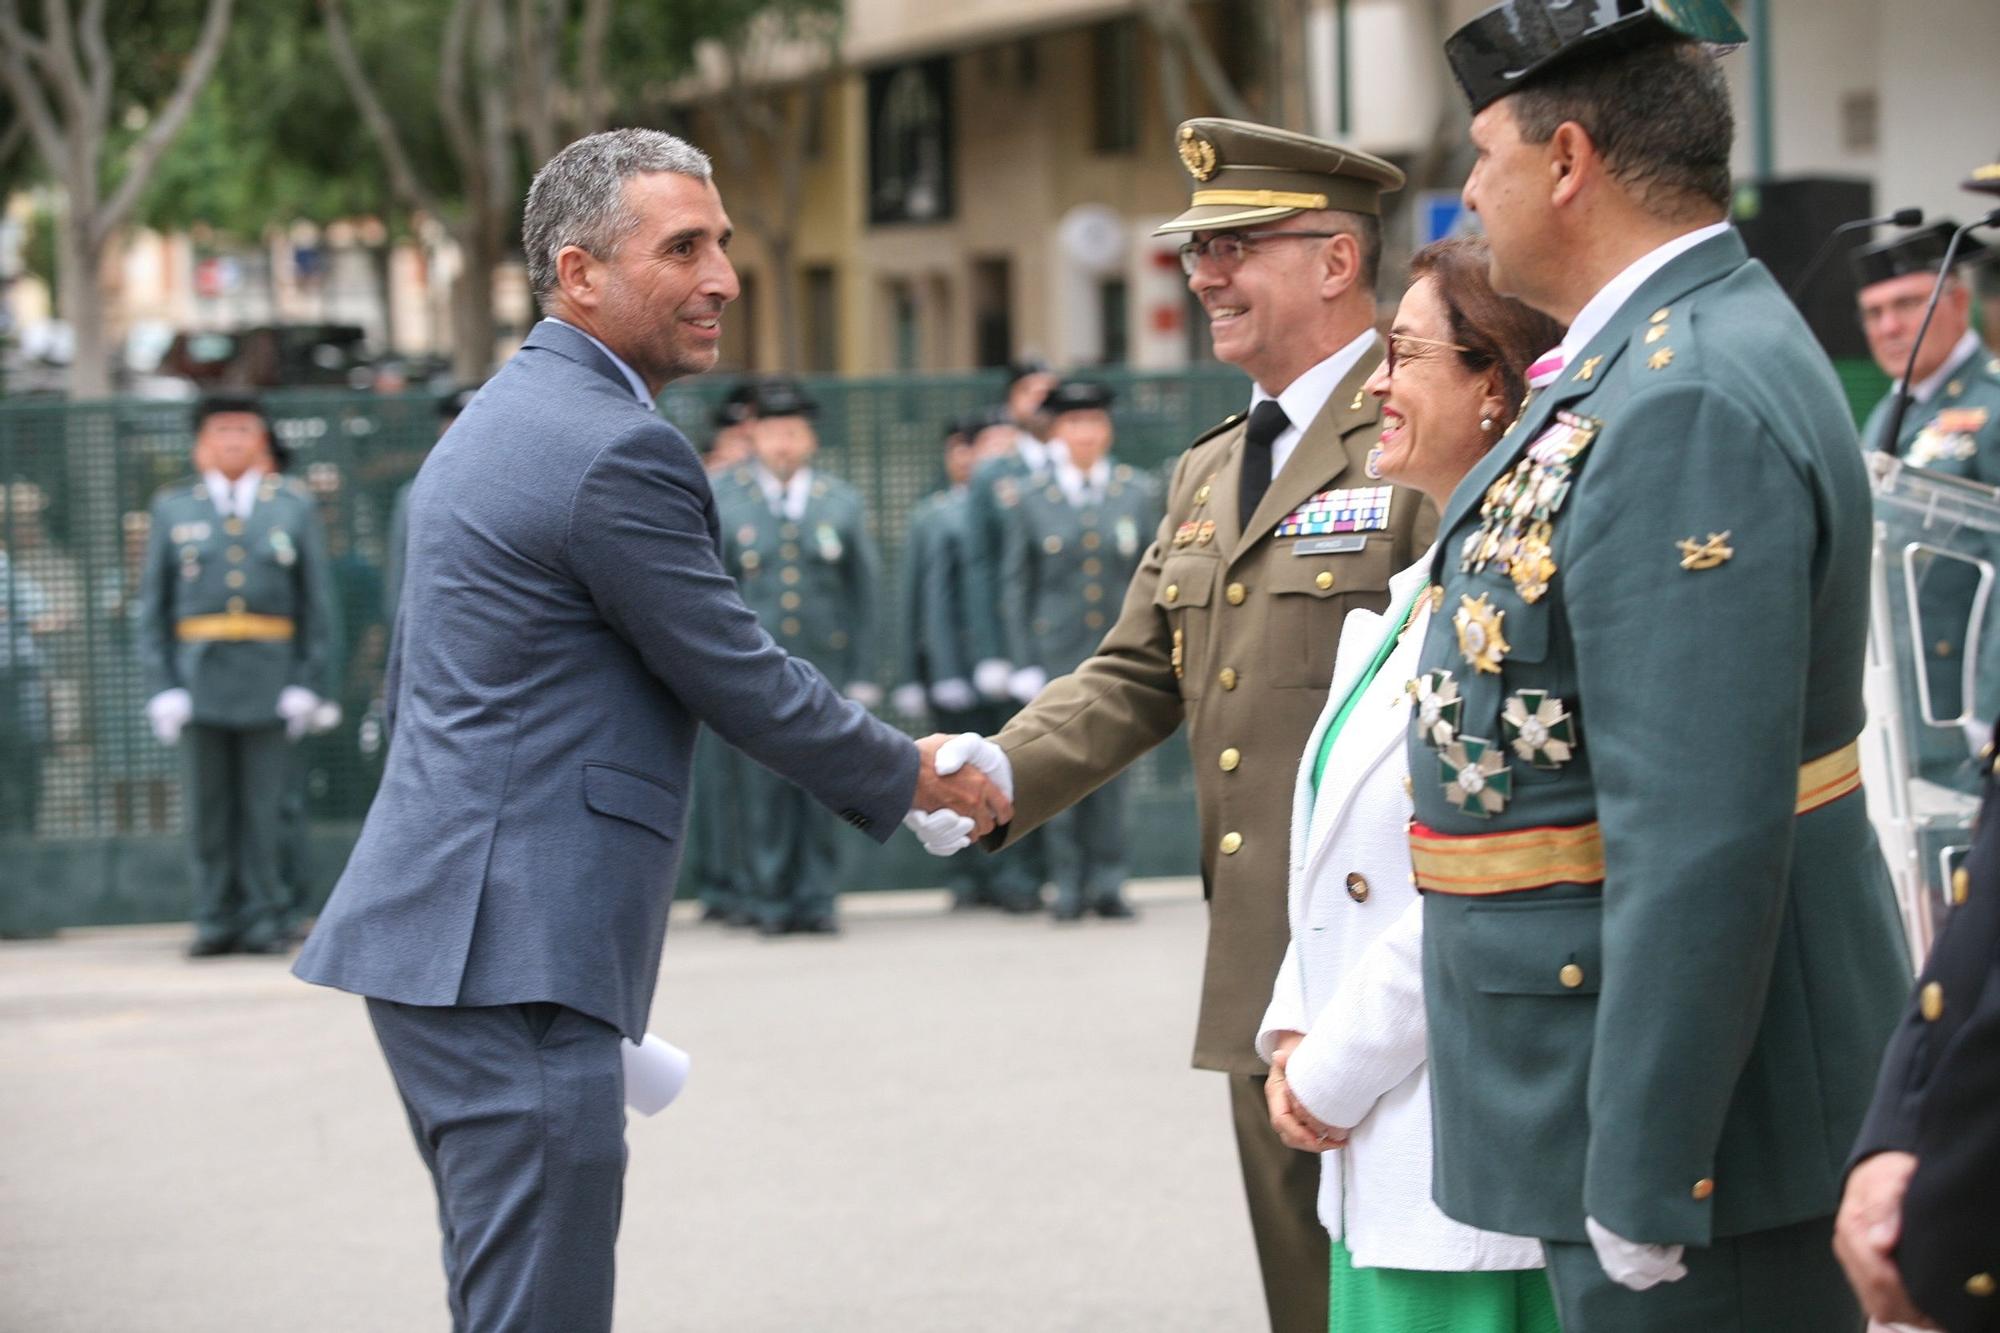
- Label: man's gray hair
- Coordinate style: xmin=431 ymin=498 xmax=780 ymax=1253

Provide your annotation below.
xmin=523 ymin=128 xmax=714 ymax=305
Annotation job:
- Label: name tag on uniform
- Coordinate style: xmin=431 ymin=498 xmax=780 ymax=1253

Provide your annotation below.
xmin=1293 ymin=536 xmax=1368 ymax=555
xmin=1274 ymin=485 xmax=1392 ymax=537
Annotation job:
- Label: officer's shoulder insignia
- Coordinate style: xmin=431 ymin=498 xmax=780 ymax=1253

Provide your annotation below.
xmin=1188 ymin=412 xmax=1246 ymax=450
xmin=1676 ymin=531 xmax=1734 ymax=570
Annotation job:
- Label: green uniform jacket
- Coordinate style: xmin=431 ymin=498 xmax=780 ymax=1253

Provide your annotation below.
xmin=999 ymin=464 xmax=1165 ymax=676
xmin=137 ymin=475 xmax=335 ymax=729
xmin=899 ymin=487 xmax=975 ymax=690
xmin=1409 ymin=230 xmax=1910 ymax=1247
xmin=1861 ymin=340 xmax=2000 ymax=721
xmin=961 ymin=451 xmax=1037 ymax=668
xmin=718 ymin=467 xmax=879 ymax=689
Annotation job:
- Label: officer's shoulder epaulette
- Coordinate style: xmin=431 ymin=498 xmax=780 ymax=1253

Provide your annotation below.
xmin=1621 ymin=299 xmax=1701 ymax=379
xmin=1187 ymin=411 xmax=1246 ymax=452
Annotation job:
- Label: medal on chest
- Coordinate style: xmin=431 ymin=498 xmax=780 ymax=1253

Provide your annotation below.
xmin=1460 ymin=411 xmax=1600 ymax=604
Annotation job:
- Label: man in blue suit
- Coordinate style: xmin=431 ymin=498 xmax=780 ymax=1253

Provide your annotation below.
xmin=294 ymin=129 xmax=1007 ymax=1332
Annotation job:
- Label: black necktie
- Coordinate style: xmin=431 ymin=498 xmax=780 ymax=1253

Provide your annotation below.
xmin=1238 ymin=400 xmax=1290 ymax=531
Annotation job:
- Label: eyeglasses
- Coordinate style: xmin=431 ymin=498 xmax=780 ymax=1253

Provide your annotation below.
xmin=1383 ymin=332 xmax=1481 ymax=377
xmin=1178 ymin=231 xmax=1340 ymax=277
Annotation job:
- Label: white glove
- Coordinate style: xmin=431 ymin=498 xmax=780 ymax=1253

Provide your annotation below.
xmin=932 ymin=730 xmax=1014 ymax=801
xmin=844 ymin=681 xmax=885 ymax=709
xmin=972 ymin=658 xmax=1014 ymax=700
xmin=1007 ymin=666 xmax=1047 ymax=703
xmin=277 ymin=686 xmax=321 ymax=740
xmin=1965 ymin=716 xmax=1995 ymax=756
xmin=929 ymin=677 xmax=977 ymax=711
xmin=1584 ymin=1217 xmax=1687 ymax=1292
xmin=309 ymin=700 xmax=343 ymax=735
xmin=889 ymin=683 xmax=928 ymax=718
xmin=903 ymin=806 xmax=975 ymax=855
xmin=146 ymin=689 xmax=193 ymax=745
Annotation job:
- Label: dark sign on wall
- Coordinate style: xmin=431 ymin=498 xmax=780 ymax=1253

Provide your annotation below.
xmin=867 ymin=59 xmax=954 ymax=226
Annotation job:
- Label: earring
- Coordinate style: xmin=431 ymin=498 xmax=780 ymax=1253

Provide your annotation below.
xmin=1480 ymin=417 xmax=1496 ymax=432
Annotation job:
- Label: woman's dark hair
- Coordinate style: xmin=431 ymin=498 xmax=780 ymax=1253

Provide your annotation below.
xmin=1408 ymin=234 xmax=1567 ymax=412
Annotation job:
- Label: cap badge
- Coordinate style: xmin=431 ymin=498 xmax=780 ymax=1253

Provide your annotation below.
xmin=1177 ymin=126 xmax=1218 ymax=182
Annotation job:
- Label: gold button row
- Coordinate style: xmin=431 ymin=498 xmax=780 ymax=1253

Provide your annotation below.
xmin=1219 ymin=831 xmax=1242 ymax=855
xmin=1218 ymin=747 xmax=1240 ymax=772
xmin=1226 ymin=582 xmax=1246 ymax=605
xmin=1314 ymin=570 xmax=1334 ymax=590
xmin=1559 ymin=963 xmax=1584 ymax=989
xmin=1218 ymin=667 xmax=1237 ymax=690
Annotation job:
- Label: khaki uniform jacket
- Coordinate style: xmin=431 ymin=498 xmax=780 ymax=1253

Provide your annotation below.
xmin=990 ymin=352 xmax=1435 ymax=1074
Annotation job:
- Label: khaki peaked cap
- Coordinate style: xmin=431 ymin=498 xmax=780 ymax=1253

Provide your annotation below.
xmin=1154 ymin=118 xmax=1406 ymax=235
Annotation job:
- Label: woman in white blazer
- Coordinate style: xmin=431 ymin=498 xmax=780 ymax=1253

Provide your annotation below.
xmin=1257 ymin=236 xmax=1568 ymax=1333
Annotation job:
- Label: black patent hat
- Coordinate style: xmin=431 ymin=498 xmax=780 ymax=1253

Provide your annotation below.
xmin=1044 ymin=380 xmax=1116 ymax=415
xmin=748 ymin=377 xmax=819 ymax=421
xmin=1444 ymin=0 xmax=1747 ymax=114
xmin=1850 ymin=221 xmax=1992 ymax=290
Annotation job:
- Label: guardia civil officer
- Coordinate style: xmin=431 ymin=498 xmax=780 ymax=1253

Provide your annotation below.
xmin=940 ymin=121 xmax=1427 ymax=1331
xmin=996 ymin=382 xmax=1162 ymax=920
xmin=138 ymin=395 xmax=336 ymax=956
xmin=894 ymin=414 xmax=1043 ymax=912
xmin=1404 ymin=5 xmax=1910 ymax=1328
xmin=720 ymin=378 xmax=884 ymax=934
xmin=1851 ymin=223 xmax=2000 ymax=746
xmin=960 ymin=360 xmax=1059 ymax=701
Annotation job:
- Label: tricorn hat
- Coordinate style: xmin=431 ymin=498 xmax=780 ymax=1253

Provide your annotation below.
xmin=1154 ymin=119 xmax=1405 ymax=235
xmin=748 ymin=377 xmax=819 ymax=421
xmin=1443 ymin=0 xmax=1747 ymax=115
xmin=1043 ymin=380 xmax=1116 ymax=416
xmin=1850 ymin=221 xmax=1992 ymax=290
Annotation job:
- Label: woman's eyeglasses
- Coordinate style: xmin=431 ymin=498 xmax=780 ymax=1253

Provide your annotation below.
xmin=1383 ymin=332 xmax=1480 ymax=377
xmin=1177 ymin=231 xmax=1340 ymax=277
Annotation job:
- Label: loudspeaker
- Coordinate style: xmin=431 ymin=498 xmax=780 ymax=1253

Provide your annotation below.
xmin=1734 ymin=176 xmax=1875 ymax=360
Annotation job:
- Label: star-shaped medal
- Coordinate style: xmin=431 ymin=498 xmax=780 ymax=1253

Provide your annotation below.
xmin=1440 ymin=736 xmax=1512 ymax=817
xmin=1408 ymin=670 xmax=1463 ymax=748
xmin=1454 ymin=593 xmax=1510 ymax=674
xmin=1501 ymin=689 xmax=1577 ymax=769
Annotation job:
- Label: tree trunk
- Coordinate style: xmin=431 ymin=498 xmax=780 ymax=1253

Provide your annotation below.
xmin=449 ymin=227 xmax=500 ymax=382
xmin=57 ymin=216 xmax=110 ymax=400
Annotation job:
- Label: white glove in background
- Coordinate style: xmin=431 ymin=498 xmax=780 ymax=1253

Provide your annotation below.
xmin=889 ymin=683 xmax=928 ymax=718
xmin=844 ymin=681 xmax=885 ymax=710
xmin=146 ymin=689 xmax=193 ymax=745
xmin=310 ymin=700 xmax=343 ymax=735
xmin=972 ymin=658 xmax=1013 ymax=700
xmin=1585 ymin=1217 xmax=1687 ymax=1291
xmin=903 ymin=806 xmax=975 ymax=855
xmin=1006 ymin=666 xmax=1047 ymax=704
xmin=277 ymin=686 xmax=321 ymax=740
xmin=929 ymin=678 xmax=977 ymax=712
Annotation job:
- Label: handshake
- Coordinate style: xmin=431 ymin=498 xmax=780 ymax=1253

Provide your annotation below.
xmin=902 ymin=733 xmax=1016 ymax=856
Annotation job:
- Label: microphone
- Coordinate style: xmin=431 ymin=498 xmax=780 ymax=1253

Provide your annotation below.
xmin=1882 ymin=209 xmax=2000 ymax=457
xmin=1786 ymin=207 xmax=1925 ymax=302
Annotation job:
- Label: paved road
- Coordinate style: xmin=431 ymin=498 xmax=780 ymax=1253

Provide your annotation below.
xmin=0 ymin=880 xmax=1268 ymax=1332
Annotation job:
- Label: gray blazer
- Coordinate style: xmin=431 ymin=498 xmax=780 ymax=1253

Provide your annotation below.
xmin=295 ymin=320 xmax=918 ymax=1039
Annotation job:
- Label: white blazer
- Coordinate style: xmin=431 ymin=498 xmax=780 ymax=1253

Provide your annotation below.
xmin=1256 ymin=549 xmax=1543 ymax=1273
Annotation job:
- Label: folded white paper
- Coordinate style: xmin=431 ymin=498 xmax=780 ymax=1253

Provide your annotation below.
xmin=621 ymin=1034 xmax=691 ymax=1116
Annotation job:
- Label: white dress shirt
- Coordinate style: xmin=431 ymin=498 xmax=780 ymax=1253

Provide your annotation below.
xmin=755 ymin=465 xmax=814 ymax=522
xmin=1555 ymin=220 xmax=1733 ymax=367
xmin=1052 ymin=456 xmax=1111 ymax=507
xmin=204 ymin=469 xmax=264 ymax=519
xmin=546 ymin=317 xmax=655 ymax=409
xmin=1898 ymin=329 xmax=1986 ymax=402
xmin=1249 ymin=328 xmax=1378 ymax=478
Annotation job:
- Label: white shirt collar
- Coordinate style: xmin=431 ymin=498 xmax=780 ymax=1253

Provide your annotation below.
xmin=1053 ymin=455 xmax=1112 ymax=506
xmin=546 ymin=317 xmax=655 ymax=409
xmin=1248 ymin=328 xmax=1378 ymax=478
xmin=754 ymin=464 xmax=814 ymax=521
xmin=1017 ymin=432 xmax=1057 ymax=472
xmin=1558 ymin=220 xmax=1733 ymax=365
xmin=1901 ymin=329 xmax=1985 ymax=403
xmin=204 ymin=469 xmax=264 ymax=518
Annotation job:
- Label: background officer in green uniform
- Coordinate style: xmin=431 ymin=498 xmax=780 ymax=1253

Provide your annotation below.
xmin=1409 ymin=5 xmax=1912 ymax=1328
xmin=718 ymin=378 xmax=883 ymax=934
xmin=894 ymin=414 xmax=1043 ymax=912
xmin=138 ymin=396 xmax=335 ymax=956
xmin=997 ymin=382 xmax=1162 ymax=919
xmin=688 ymin=388 xmax=762 ymax=923
xmin=1852 ymin=222 xmax=2000 ymax=754
xmin=961 ymin=360 xmax=1059 ymax=703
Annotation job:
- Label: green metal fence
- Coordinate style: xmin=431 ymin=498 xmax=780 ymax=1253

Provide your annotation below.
xmin=0 ymin=359 xmax=1894 ymax=932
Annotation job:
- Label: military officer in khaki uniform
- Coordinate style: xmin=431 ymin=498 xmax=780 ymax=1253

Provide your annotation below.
xmin=956 ymin=123 xmax=1426 ymax=1332
xmin=719 ymin=379 xmax=884 ymax=934
xmin=996 ymin=381 xmax=1163 ymax=920
xmin=138 ymin=396 xmax=335 ymax=956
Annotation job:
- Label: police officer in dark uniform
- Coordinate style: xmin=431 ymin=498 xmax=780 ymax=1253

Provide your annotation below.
xmin=997 ymin=381 xmax=1163 ymax=919
xmin=138 ymin=396 xmax=336 ymax=956
xmin=718 ymin=378 xmax=883 ymax=934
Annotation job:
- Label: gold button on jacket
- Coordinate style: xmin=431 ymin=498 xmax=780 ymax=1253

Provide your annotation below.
xmin=1218 ymin=747 xmax=1241 ymax=772
xmin=1559 ymin=963 xmax=1585 ymax=990
xmin=1345 ymin=872 xmax=1369 ymax=903
xmin=990 ymin=354 xmax=1436 ymax=1073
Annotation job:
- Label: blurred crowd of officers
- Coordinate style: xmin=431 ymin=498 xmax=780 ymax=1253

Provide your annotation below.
xmin=685 ymin=362 xmax=1163 ymax=934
